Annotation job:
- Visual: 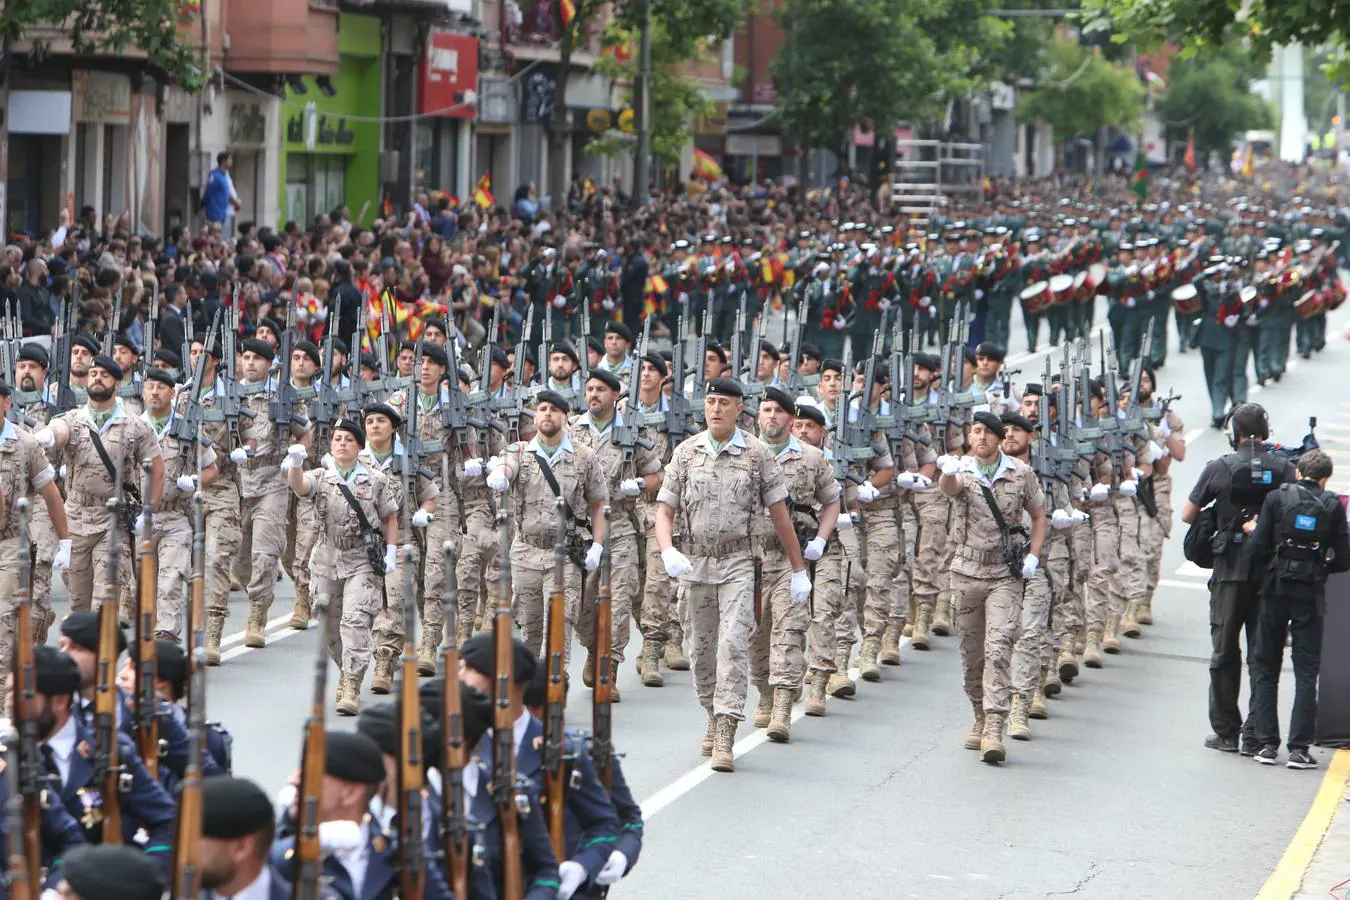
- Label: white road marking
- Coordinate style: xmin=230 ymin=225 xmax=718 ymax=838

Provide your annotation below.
xmin=1159 ymin=578 xmax=1208 ymax=591
xmin=1183 ymin=427 xmax=1204 ymax=445
xmin=1173 ymin=560 xmax=1211 ymax=578
xmin=220 ymin=613 xmax=297 ymax=649
xmin=219 ymin=625 xmax=308 ymax=662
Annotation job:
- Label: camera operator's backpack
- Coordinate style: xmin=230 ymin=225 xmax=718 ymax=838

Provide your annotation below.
xmin=1273 ymin=483 xmax=1339 ymax=586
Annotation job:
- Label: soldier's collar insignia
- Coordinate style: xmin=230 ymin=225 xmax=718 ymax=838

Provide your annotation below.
xmin=77 ymin=740 xmax=91 ymax=759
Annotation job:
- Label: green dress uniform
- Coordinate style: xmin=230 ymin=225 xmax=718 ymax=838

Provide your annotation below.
xmin=1196 ymin=271 xmax=1251 ymax=425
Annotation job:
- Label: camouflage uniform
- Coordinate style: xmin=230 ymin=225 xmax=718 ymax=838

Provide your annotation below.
xmin=20 ymin=401 xmax=60 ymax=641
xmin=0 ymin=421 xmax=56 ymax=671
xmin=452 ymin=428 xmax=508 ymax=643
xmin=236 ymin=383 xmax=295 ymax=638
xmin=1140 ymin=406 xmax=1183 ymax=622
xmin=145 ymin=413 xmax=217 ymax=638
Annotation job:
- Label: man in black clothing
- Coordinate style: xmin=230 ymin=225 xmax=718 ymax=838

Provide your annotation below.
xmin=158 ymin=282 xmax=189 ymax=360
xmin=1181 ymin=403 xmax=1296 ymax=755
xmin=18 ymin=257 xmax=54 ymax=337
xmin=326 ymin=258 xmax=363 ymax=344
xmin=1246 ymin=449 xmax=1350 ymax=769
xmin=619 ymin=237 xmax=649 ymax=327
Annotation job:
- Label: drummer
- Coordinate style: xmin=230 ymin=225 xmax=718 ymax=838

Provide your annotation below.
xmin=1047 ymin=270 xmax=1077 ymax=348
xmin=1106 ymin=241 xmax=1144 ymax=373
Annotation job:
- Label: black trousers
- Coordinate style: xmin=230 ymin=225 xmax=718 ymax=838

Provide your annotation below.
xmin=1209 ymin=579 xmax=1262 ymax=742
xmin=1248 ymin=590 xmax=1324 ymax=750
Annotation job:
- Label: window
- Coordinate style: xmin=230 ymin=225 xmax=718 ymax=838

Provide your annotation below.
xmin=285 ymin=154 xmax=347 ymax=224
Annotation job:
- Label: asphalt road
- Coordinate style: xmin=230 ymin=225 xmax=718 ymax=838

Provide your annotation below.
xmin=48 ymin=295 xmax=1350 ymax=900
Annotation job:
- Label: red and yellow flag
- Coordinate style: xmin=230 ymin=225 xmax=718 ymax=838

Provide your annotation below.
xmin=473 ymin=172 xmax=494 ymax=209
xmin=559 ymin=0 xmax=576 ymax=27
xmin=1183 ymin=129 xmax=1197 ymax=172
xmin=692 ymin=148 xmax=723 ymax=182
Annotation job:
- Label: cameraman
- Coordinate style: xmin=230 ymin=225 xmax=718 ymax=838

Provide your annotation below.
xmin=1181 ymin=402 xmax=1295 ymax=755
xmin=1246 ymin=449 xmax=1350 ymax=769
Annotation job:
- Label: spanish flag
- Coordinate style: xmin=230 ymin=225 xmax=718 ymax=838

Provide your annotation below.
xmin=1241 ymin=146 xmax=1255 ymax=178
xmin=473 ymin=172 xmax=494 ymax=209
xmin=692 ymin=148 xmax=723 ymax=182
xmin=643 ymin=274 xmax=669 ymax=315
xmin=559 ymin=0 xmax=576 ymax=27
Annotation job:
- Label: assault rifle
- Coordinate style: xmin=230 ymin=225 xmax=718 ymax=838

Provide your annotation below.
xmin=308 ymin=295 xmax=342 ymax=449
xmin=542 ymin=500 xmax=568 ymax=858
xmin=50 ymin=297 xmax=79 ymax=413
xmin=170 ymin=311 xmax=220 ymax=459
xmin=219 ymin=306 xmax=255 ymax=455
xmin=143 ymin=281 xmax=160 ymax=380
xmin=689 ymin=303 xmax=713 ymax=415
xmin=493 ymin=304 xmax=531 ymax=442
xmin=1 ymin=302 xmax=20 ymax=424
xmin=662 ymin=314 xmax=695 ymax=440
xmin=270 ymin=305 xmax=310 ymax=448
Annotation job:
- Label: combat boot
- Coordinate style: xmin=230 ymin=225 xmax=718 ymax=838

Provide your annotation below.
xmin=639 ymin=640 xmax=664 ymax=687
xmin=608 ymin=661 xmax=622 ymax=704
xmin=827 ymin=651 xmax=856 ymax=698
xmin=289 ymin=591 xmax=311 ymax=630
xmin=752 ymin=684 xmax=773 ymax=729
xmin=981 ymin=713 xmax=1007 ymax=764
xmin=371 ymin=652 xmax=396 ymax=695
xmin=710 ymin=714 xmax=737 ymax=772
xmin=859 ymin=637 xmax=882 ymax=683
xmin=1058 ymin=637 xmax=1080 ymax=682
xmin=336 ymin=669 xmax=365 ymax=717
xmin=1043 ymin=668 xmax=1062 ymax=698
xmin=902 ymin=622 xmax=913 ymax=637
xmin=1103 ymin=613 xmax=1122 ymax=654
xmin=1083 ymin=630 xmax=1104 ymax=669
xmin=965 ymin=703 xmax=985 ymax=751
xmin=911 ymin=607 xmax=932 ymax=651
xmin=880 ymin=624 xmax=902 ymax=666
xmin=34 ymin=608 xmax=55 ymax=646
xmin=582 ymin=652 xmax=596 ymax=688
xmin=700 ymin=708 xmax=716 ymax=756
xmin=664 ymin=635 xmax=690 ymax=671
xmin=805 ymin=672 xmax=828 ymax=717
xmin=766 ymin=687 xmax=793 ymax=743
xmin=932 ymin=594 xmax=953 ymax=636
xmin=1136 ymin=599 xmax=1154 ymax=626
xmin=204 ymin=612 xmax=226 ymax=666
xmin=418 ymin=624 xmax=442 ymax=676
xmin=1122 ymin=603 xmax=1142 ymax=639
xmin=1029 ymin=685 xmax=1048 ymax=720
xmin=1008 ymin=695 xmax=1032 ymax=741
xmin=244 ymin=602 xmax=268 ymax=649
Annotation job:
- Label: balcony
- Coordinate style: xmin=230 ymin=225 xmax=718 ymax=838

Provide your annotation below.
xmin=224 ymin=0 xmax=339 ymax=75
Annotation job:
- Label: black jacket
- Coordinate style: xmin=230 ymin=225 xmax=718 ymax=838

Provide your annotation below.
xmin=1250 ymin=479 xmax=1350 ymax=607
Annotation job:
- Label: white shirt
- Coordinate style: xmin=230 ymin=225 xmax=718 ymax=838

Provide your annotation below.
xmin=328 ymin=820 xmax=370 ymax=898
xmin=210 ymin=865 xmax=274 ymax=900
xmin=44 ymin=714 xmax=78 ymax=787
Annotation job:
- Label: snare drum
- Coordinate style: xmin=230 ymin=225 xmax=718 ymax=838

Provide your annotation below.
xmin=1171 ymin=283 xmax=1201 ymax=315
xmin=1049 ymin=273 xmax=1075 ymax=307
xmin=1294 ymin=289 xmax=1324 ymax=321
xmin=1020 ymin=280 xmax=1051 ymax=315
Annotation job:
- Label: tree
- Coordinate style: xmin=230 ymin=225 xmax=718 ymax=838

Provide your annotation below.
xmin=1155 ymin=47 xmax=1273 ymax=161
xmin=1016 ymin=36 xmax=1146 ymax=142
xmin=0 ymin=0 xmax=205 ymax=87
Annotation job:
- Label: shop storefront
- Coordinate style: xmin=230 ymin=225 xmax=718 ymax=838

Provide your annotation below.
xmin=414 ymin=29 xmax=477 ymax=201
xmin=280 ymin=12 xmax=382 ymax=227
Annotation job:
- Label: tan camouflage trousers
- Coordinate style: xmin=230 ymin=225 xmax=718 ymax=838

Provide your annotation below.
xmin=30 ymin=495 xmax=57 ymax=631
xmin=1011 ymin=567 xmax=1052 ymax=695
xmin=638 ymin=525 xmax=683 ymax=647
xmin=806 ymin=546 xmax=852 ymax=672
xmin=1046 ymin=549 xmax=1078 ymax=653
xmin=952 ymin=572 xmax=1023 ymax=716
xmin=1113 ymin=500 xmax=1148 ymax=611
xmin=576 ymin=532 xmax=640 ymax=665
xmin=677 ymin=553 xmax=757 ymax=720
xmin=153 ymin=524 xmax=193 ymax=638
xmin=316 ymin=563 xmax=382 ymax=673
xmin=910 ymin=492 xmax=948 ymax=617
xmin=512 ymin=559 xmax=583 ymax=664
xmin=239 ymin=490 xmax=289 ymax=614
xmin=64 ymin=512 xmax=130 ymax=613
xmin=860 ymin=504 xmax=903 ymax=638
xmin=454 ymin=504 xmax=504 ymax=640
xmin=203 ymin=496 xmax=242 ymax=617
xmin=282 ymin=495 xmax=319 ymax=614
xmin=1085 ymin=507 xmax=1121 ymax=633
xmin=749 ymin=554 xmax=810 ymax=687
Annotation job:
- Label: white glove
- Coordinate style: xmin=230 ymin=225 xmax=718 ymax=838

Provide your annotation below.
xmin=975 ymin=288 xmax=985 ymax=300
xmin=383 ymin=545 xmax=397 ymax=574
xmin=34 ymin=427 xmax=54 ymax=448
xmin=1070 ymin=509 xmax=1089 ymax=526
xmin=286 ymin=444 xmax=308 ymax=468
xmin=1131 ymin=467 xmax=1144 ymax=480
xmin=58 ymin=464 xmax=67 ymax=480
xmin=315 ymin=306 xmax=329 ymax=322
xmin=462 ymin=458 xmax=484 ymax=478
xmin=662 ymin=547 xmax=691 ymax=578
xmin=602 ymin=298 xmax=615 ymax=311
xmin=803 ymin=537 xmax=826 ymax=561
xmin=52 ymin=538 xmax=72 ymax=570
xmin=894 ymin=471 xmax=916 ymax=490
xmin=621 ymin=478 xmax=643 ymax=497
xmin=558 ymin=861 xmax=587 ymax=900
xmin=133 ymin=512 xmax=147 ymax=535
xmin=1020 ymin=553 xmax=1039 ymax=580
xmin=1145 ymin=440 xmax=1166 ymax=462
xmin=230 ymin=447 xmax=249 ymax=464
xmin=941 ymin=457 xmax=962 ymax=478
xmin=856 ymin=481 xmax=879 ymax=503
xmin=595 ymin=850 xmax=629 ymax=886
xmin=411 ymin=509 xmax=433 ymax=528
xmin=584 ymin=541 xmax=603 ymax=572
xmin=176 ymin=474 xmax=196 ymax=492
xmin=1089 ymin=483 xmax=1110 ymax=502
xmin=837 ymin=511 xmax=855 ymax=530
xmin=552 ymin=296 xmax=567 ymax=309
xmin=1246 ymin=313 xmax=1260 ymax=326
xmin=911 ymin=474 xmax=933 ymax=492
xmin=935 ymin=454 xmax=951 ymax=470
xmin=833 ymin=317 xmax=848 ymax=331
xmin=487 ymin=469 xmax=510 ymax=492
xmin=1120 ymin=480 xmax=1138 ymax=497
xmin=1051 ymin=508 xmax=1072 ymax=530
xmin=1224 ymin=314 xmax=1240 ymax=328
xmin=919 ymin=295 xmax=932 ymax=308
xmin=790 ymin=569 xmax=812 ymax=602
xmin=1156 ymin=417 xmax=1172 ymax=439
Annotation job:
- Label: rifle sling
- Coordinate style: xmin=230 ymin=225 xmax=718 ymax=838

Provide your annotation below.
xmin=334 ymin=480 xmax=380 ymax=543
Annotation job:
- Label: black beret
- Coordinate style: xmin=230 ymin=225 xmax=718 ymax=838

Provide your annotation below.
xmin=59 ymin=844 xmax=165 ymax=900
xmin=73 ymin=334 xmax=100 ymax=355
xmin=332 ymin=338 xmax=349 ymax=356
xmin=962 ymin=347 xmax=978 ymax=365
xmin=1001 ymin=412 xmax=1035 ymax=434
xmin=0 ymin=381 xmax=9 ymax=397
xmin=421 ymin=343 xmax=449 ymax=368
xmin=975 ymin=342 xmax=1006 ymax=362
xmin=258 ymin=316 xmax=283 ymax=336
xmin=417 ymin=679 xmax=494 ymax=755
xmin=90 ymin=353 xmax=123 ymax=381
xmin=490 ymin=346 xmax=510 ymax=369
xmin=324 ymin=730 xmax=386 ymax=784
xmin=241 ymin=338 xmax=274 ymax=361
xmin=706 ymin=377 xmax=743 ymax=398
xmin=113 ymin=333 xmax=139 ymax=354
xmin=360 ymin=352 xmax=380 ymax=372
xmin=800 ymin=342 xmax=823 ymax=361
xmin=585 ymin=336 xmax=604 ymax=356
xmin=61 ymin=611 xmax=126 ymax=655
xmin=534 ymin=389 xmax=571 ymax=414
xmin=400 ymin=339 xmax=418 ymax=353
xmin=795 ymin=402 xmax=827 ymax=427
xmin=587 ymin=368 xmax=622 ymax=392
xmin=762 ymin=386 xmax=797 ymax=412
xmin=913 ymin=352 xmax=941 ymax=371
xmin=362 ymin=403 xmax=402 ymax=429
xmin=18 ymin=343 xmax=49 ymax=368
xmin=706 ymin=342 xmax=727 ymax=364
xmin=604 ymin=321 xmax=633 ymax=343
xmin=34 ymin=646 xmax=82 ymax=696
xmin=460 ymin=634 xmax=538 ymax=684
xmin=758 ymin=340 xmax=779 ymax=359
xmin=1022 ymin=382 xmax=1044 ymax=396
xmin=422 ymin=317 xmax=449 ymax=335
xmin=821 ymin=357 xmax=843 ymax=374
xmin=550 ymin=342 xmax=580 ymax=367
xmin=144 ymin=368 xmax=176 ymax=388
xmin=293 ymin=340 xmax=321 ymax=367
xmin=641 ymin=352 xmax=667 ymax=377
xmin=201 ymin=775 xmax=275 ymax=839
xmin=356 ymin=702 xmax=400 ymax=757
xmin=155 ymin=347 xmax=185 ymax=368
xmin=155 ymin=639 xmax=188 ymax=686
xmin=334 ymin=417 xmax=366 ymax=448
xmin=972 ymin=410 xmax=1005 ymax=438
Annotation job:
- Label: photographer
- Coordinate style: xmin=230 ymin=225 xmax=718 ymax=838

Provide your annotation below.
xmin=1245 ymin=449 xmax=1350 ymax=769
xmin=1181 ymin=402 xmax=1296 ymax=755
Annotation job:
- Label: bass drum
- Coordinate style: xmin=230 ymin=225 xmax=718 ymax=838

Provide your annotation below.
xmin=1171 ymin=283 xmax=1201 ymax=315
xmin=1326 ymin=279 xmax=1347 ymax=312
xmin=1072 ymin=270 xmax=1090 ymax=305
xmin=1049 ymin=273 xmax=1075 ymax=307
xmin=1020 ymin=280 xmax=1051 ymax=315
xmin=1088 ymin=262 xmax=1107 ymax=297
xmin=1294 ymin=289 xmax=1325 ymax=321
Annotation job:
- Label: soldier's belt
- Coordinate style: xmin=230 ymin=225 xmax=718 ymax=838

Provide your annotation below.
xmin=66 ymin=489 xmax=114 ymax=510
xmin=956 ymin=546 xmax=1007 ymax=565
xmin=329 ymin=534 xmax=369 ymax=550
xmin=683 ymin=537 xmax=752 ymax=557
xmin=517 ymin=533 xmax=557 ymax=551
xmin=238 ymin=452 xmax=281 ymax=470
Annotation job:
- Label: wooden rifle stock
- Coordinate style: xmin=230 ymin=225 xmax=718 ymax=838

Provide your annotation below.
xmin=171 ymin=491 xmax=208 ymax=900
xmin=292 ymin=602 xmax=330 ymax=900
xmin=96 ymin=477 xmax=124 ymax=844
xmin=440 ymin=541 xmax=470 ymax=900
xmin=542 ymin=499 xmax=567 ymax=858
xmin=398 ymin=543 xmax=425 ymax=900
xmin=493 ymin=512 xmax=524 ymax=900
xmin=592 ymin=507 xmax=614 ymax=792
xmin=134 ymin=461 xmax=159 ymax=777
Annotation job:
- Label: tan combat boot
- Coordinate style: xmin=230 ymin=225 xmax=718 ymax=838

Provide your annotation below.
xmin=664 ymin=632 xmax=690 ymax=671
xmin=1136 ymin=598 xmax=1154 ymax=626
xmin=902 ymin=622 xmax=913 ymax=637
xmin=418 ymin=624 xmax=442 ymax=676
xmin=289 ymin=590 xmax=311 ymax=630
xmin=1008 ymin=694 xmax=1032 ymax=741
xmin=1103 ymin=613 xmax=1122 ymax=654
xmin=859 ymin=637 xmax=882 ymax=683
xmin=710 ymin=714 xmax=737 ymax=772
xmin=336 ymin=669 xmax=365 ymax=717
xmin=752 ymin=684 xmax=773 ymax=729
xmin=639 ymin=640 xmax=664 ymax=688
xmin=827 ymin=651 xmax=857 ymax=698
xmin=1122 ymin=603 xmax=1142 ymax=639
xmin=880 ymin=623 xmax=902 ymax=666
xmin=1058 ymin=635 xmax=1080 ymax=683
xmin=932 ymin=594 xmax=953 ymax=636
xmin=805 ymin=672 xmax=828 ymax=717
xmin=766 ymin=687 xmax=793 ymax=743
xmin=965 ymin=703 xmax=985 ymax=751
xmin=981 ymin=713 xmax=1007 ymax=764
xmin=205 ymin=612 xmax=226 ymax=666
xmin=582 ymin=652 xmax=596 ymax=688
xmin=243 ymin=602 xmax=268 ymax=649
xmin=1083 ymin=630 xmax=1104 ymax=669
xmin=911 ymin=606 xmax=933 ymax=651
xmin=1029 ymin=685 xmax=1049 ymax=720
xmin=700 ymin=708 xmax=716 ymax=756
xmin=1043 ymin=667 xmax=1062 ymax=698
xmin=34 ymin=608 xmax=55 ymax=646
xmin=608 ymin=661 xmax=622 ymax=704
xmin=371 ymin=652 xmax=396 ymax=694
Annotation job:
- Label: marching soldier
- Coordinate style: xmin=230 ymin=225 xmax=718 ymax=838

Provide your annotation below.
xmin=280 ymin=340 xmax=319 ymax=634
xmin=1136 ymin=368 xmax=1186 ymax=627
xmin=455 ymin=352 xmax=512 ymax=643
xmin=596 ymin=321 xmax=636 ymax=385
xmin=15 ymin=343 xmax=63 ymax=642
xmin=111 ymin=334 xmax=144 ymax=415
xmin=284 ymin=417 xmax=399 ymax=715
xmin=655 ymin=377 xmax=810 ymax=773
